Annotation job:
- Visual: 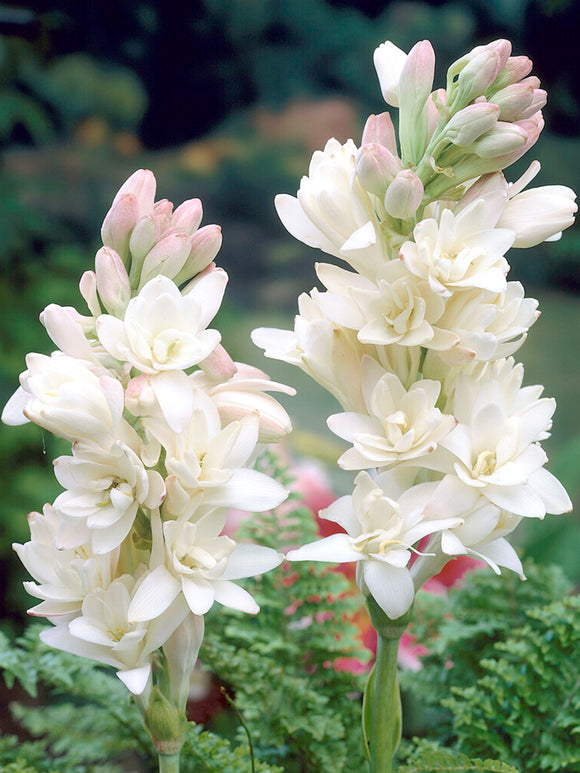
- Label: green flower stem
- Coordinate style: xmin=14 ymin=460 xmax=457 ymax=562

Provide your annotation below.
xmin=158 ymin=752 xmax=180 ymax=773
xmin=368 ymin=634 xmax=401 ymax=773
xmin=363 ymin=597 xmax=411 ymax=773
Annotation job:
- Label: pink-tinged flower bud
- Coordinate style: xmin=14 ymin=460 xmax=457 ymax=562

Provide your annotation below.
xmin=79 ymin=270 xmax=101 ymax=317
xmin=445 ymin=102 xmax=500 ymax=145
xmin=520 ymin=75 xmax=541 ymax=90
xmin=398 ymin=40 xmax=435 ymax=164
xmin=447 ymin=40 xmax=511 ymax=112
xmin=125 ymin=374 xmax=158 ymax=418
xmin=491 ymin=82 xmax=546 ymax=122
xmin=518 ymin=89 xmax=547 ymax=121
xmin=129 ymin=215 xmax=158 ymax=263
xmin=373 ymin=40 xmax=407 ymax=107
xmin=427 ymin=114 xmax=542 ymax=197
xmin=173 ymin=224 xmax=223 ymax=285
xmin=470 ymin=121 xmax=527 ymax=158
xmin=112 ymin=169 xmax=156 ymax=216
xmin=198 ymin=343 xmax=238 ymax=381
xmin=490 ymin=55 xmax=533 ymax=91
xmin=499 ymin=113 xmax=544 ymax=166
xmin=356 ymin=143 xmax=402 ymax=195
xmin=427 ymin=89 xmax=446 ymax=140
xmin=94 ymin=246 xmax=132 ymax=317
xmin=383 ymin=169 xmax=424 ymax=219
xmin=361 ymin=112 xmax=398 ymax=155
xmin=153 ymin=199 xmax=174 ymax=233
xmin=171 ymin=198 xmax=203 ymax=235
xmin=137 ymin=233 xmax=191 ymax=289
xmin=100 ymin=194 xmax=140 ymax=265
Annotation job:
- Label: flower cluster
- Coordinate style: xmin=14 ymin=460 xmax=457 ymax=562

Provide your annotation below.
xmin=4 ymin=171 xmax=294 ymax=706
xmin=253 ymin=39 xmax=575 ymax=620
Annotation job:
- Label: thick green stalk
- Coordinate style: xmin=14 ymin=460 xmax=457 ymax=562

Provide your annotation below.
xmin=363 ymin=597 xmax=411 ymax=773
xmin=158 ymin=752 xmax=180 ymax=773
xmin=369 ymin=635 xmax=401 ymax=773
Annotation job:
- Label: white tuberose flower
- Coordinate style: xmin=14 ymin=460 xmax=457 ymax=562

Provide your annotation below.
xmin=425 ymin=361 xmax=572 ymax=519
xmin=400 ymin=199 xmax=514 ymax=297
xmin=2 ymin=352 xmax=123 ymax=446
xmin=327 ymin=356 xmax=456 ymax=470
xmin=96 ymin=272 xmax=225 ymax=374
xmin=53 ymin=442 xmax=165 ymax=554
xmin=147 ymin=400 xmax=288 ymax=517
xmin=41 ymin=574 xmax=189 ymax=695
xmin=97 ymin=270 xmax=227 ymax=431
xmin=274 ymin=138 xmax=384 ymax=278
xmin=315 ymin=261 xmax=459 ymax=351
xmin=128 ymin=510 xmax=282 ymax=621
xmin=287 ymin=470 xmax=462 ymax=619
xmin=13 ymin=504 xmax=118 ymax=621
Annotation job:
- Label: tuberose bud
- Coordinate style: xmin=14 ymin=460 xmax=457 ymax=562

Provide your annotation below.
xmin=356 ymin=143 xmax=402 ymax=195
xmin=111 ymin=169 xmax=156 ymax=216
xmin=171 ymin=198 xmax=203 ymax=235
xmin=173 ymin=224 xmax=223 ymax=285
xmin=95 ymin=247 xmax=132 ymax=317
xmin=79 ymin=270 xmax=102 ymax=317
xmin=470 ymin=121 xmax=527 ymax=158
xmin=100 ymin=194 xmax=140 ymax=265
xmin=445 ymin=102 xmax=500 ymax=146
xmin=384 ymin=169 xmax=424 ymax=219
xmin=447 ymin=40 xmax=511 ymax=112
xmin=137 ymin=233 xmax=191 ymax=289
xmin=398 ymin=40 xmax=435 ymax=164
xmin=373 ymin=40 xmax=407 ymax=107
xmin=361 ymin=112 xmax=398 ymax=155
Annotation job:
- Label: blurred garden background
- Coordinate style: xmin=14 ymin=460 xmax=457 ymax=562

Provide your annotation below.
xmin=1 ymin=0 xmax=579 ymax=625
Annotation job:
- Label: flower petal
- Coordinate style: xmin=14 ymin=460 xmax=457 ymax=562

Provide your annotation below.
xmin=287 ymin=533 xmax=362 ymax=563
xmin=213 ymin=580 xmax=260 ymax=614
xmin=150 ymin=371 xmax=194 ymax=434
xmin=117 ymin=664 xmax=152 ymax=695
xmin=362 ymin=560 xmax=414 ymax=620
xmin=221 ymin=543 xmax=282 ymax=580
xmin=128 ymin=565 xmax=181 ymax=623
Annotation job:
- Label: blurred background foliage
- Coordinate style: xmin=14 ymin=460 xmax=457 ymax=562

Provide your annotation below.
xmin=0 ymin=0 xmax=579 ymax=622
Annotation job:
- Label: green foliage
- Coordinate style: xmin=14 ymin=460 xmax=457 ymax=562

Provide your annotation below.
xmin=447 ymin=596 xmax=580 ymax=772
xmin=400 ymin=562 xmax=578 ymax=773
xmin=0 ymin=626 xmax=282 ymax=772
xmin=184 ymin=726 xmax=282 ymax=773
xmin=400 ymin=561 xmax=571 ymax=713
xmin=399 ymin=741 xmax=521 ymax=772
xmin=26 ymin=54 xmax=147 ymax=132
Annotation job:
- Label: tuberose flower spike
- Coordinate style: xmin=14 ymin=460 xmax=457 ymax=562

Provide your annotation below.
xmin=254 ymin=37 xmax=575 ymax=624
xmin=4 ymin=171 xmax=294 ymax=726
